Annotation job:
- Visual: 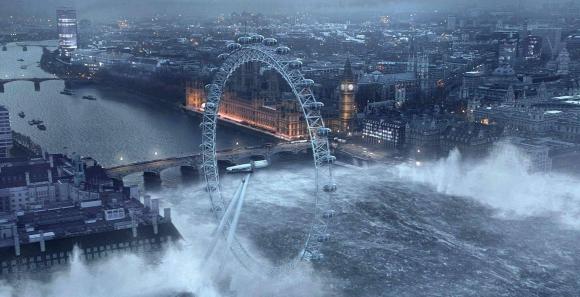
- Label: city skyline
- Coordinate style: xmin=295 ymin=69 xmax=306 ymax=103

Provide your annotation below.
xmin=0 ymin=0 xmax=564 ymax=19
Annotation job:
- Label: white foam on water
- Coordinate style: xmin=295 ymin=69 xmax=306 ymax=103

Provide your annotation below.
xmin=394 ymin=144 xmax=580 ymax=227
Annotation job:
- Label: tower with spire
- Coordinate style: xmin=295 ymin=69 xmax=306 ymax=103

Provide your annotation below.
xmin=339 ymin=57 xmax=356 ymax=133
xmin=467 ymin=95 xmax=481 ymax=122
xmin=417 ymin=53 xmax=430 ymax=100
xmin=459 ymin=77 xmax=469 ymax=100
xmin=556 ymin=47 xmax=571 ymax=76
xmin=537 ymin=82 xmax=548 ymax=101
xmin=407 ymin=34 xmax=417 ymax=73
xmin=505 ymin=85 xmax=516 ymax=106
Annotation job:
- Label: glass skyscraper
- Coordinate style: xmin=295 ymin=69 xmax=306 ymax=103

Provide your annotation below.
xmin=57 ymin=7 xmax=78 ymax=57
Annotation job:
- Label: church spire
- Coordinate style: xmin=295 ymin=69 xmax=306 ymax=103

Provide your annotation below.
xmin=505 ymin=85 xmax=515 ymax=106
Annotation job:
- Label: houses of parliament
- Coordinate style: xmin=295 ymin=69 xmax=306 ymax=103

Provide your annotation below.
xmin=185 ymin=60 xmax=356 ymax=140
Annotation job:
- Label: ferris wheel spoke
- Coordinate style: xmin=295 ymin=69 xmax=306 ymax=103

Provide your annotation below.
xmin=202 ymin=174 xmax=251 ymax=266
xmin=212 ymin=178 xmax=245 ymax=237
xmin=226 ymin=173 xmax=251 ymax=249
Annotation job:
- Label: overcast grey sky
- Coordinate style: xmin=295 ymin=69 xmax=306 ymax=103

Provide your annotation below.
xmin=0 ymin=0 xmax=544 ymax=20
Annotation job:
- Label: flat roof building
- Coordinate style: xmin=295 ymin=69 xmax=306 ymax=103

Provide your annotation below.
xmin=0 ymin=106 xmax=12 ymax=159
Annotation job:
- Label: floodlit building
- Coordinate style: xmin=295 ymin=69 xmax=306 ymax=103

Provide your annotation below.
xmin=56 ymin=7 xmax=78 ymax=57
xmin=362 ymin=117 xmax=406 ymax=149
xmin=219 ymin=92 xmax=307 ymax=140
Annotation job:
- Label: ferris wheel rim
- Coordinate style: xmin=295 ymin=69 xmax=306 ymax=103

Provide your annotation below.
xmin=201 ymin=39 xmax=335 ymax=271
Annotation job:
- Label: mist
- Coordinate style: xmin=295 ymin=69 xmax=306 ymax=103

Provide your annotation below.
xmin=2 ymin=143 xmax=580 ymax=296
xmin=0 ymin=0 xmax=552 ymax=20
xmin=0 ymin=202 xmax=330 ymax=297
xmin=0 ymin=156 xmax=336 ymax=297
xmin=394 ymin=144 xmax=580 ymax=227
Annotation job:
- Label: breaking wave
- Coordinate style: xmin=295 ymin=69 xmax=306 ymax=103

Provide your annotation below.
xmin=394 ymin=144 xmax=580 ymax=227
xmin=0 ymin=206 xmax=329 ymax=297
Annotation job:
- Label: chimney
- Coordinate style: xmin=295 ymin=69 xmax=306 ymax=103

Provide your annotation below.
xmin=131 ymin=213 xmax=138 ymax=238
xmin=144 ymin=195 xmax=151 ymax=209
xmin=39 ymin=231 xmax=46 ymax=253
xmin=12 ymin=224 xmax=20 ymax=256
xmin=151 ymin=198 xmax=159 ymax=215
xmin=163 ymin=208 xmax=172 ymax=223
xmin=152 ymin=215 xmax=158 ymax=235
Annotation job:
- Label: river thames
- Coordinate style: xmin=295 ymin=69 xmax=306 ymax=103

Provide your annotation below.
xmin=0 ymin=41 xmax=270 ymax=188
xmin=0 ymin=41 xmax=271 ymax=190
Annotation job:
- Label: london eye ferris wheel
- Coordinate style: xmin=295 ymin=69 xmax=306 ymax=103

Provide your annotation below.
xmin=200 ymin=34 xmax=338 ymax=272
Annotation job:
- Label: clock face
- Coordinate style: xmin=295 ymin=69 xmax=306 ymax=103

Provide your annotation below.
xmin=348 ymin=84 xmax=354 ymax=91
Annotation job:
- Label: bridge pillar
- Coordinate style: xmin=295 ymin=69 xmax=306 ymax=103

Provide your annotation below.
xmin=111 ymin=178 xmax=124 ymax=189
xmin=34 ymin=81 xmax=40 ymax=92
xmin=360 ymin=160 xmax=369 ymax=168
xmin=143 ymin=171 xmax=161 ymax=180
xmin=143 ymin=171 xmax=162 ymax=191
xmin=0 ymin=83 xmax=4 ymax=93
xmin=64 ymin=80 xmax=72 ymax=89
xmin=180 ymin=165 xmax=198 ymax=176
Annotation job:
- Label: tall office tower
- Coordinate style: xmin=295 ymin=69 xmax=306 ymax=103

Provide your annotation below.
xmin=0 ymin=106 xmax=12 ymax=158
xmin=57 ymin=7 xmax=78 ymax=57
xmin=519 ymin=19 xmax=529 ymax=59
xmin=339 ymin=58 xmax=357 ymax=133
xmin=447 ymin=15 xmax=457 ymax=31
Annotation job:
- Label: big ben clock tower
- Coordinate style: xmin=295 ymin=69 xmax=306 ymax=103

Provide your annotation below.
xmin=339 ymin=58 xmax=356 ymax=133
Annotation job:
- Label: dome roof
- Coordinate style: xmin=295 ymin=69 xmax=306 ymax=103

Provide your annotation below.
xmin=492 ymin=65 xmax=516 ymax=77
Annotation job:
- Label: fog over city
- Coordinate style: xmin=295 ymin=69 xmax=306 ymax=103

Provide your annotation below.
xmin=0 ymin=0 xmax=559 ymax=19
xmin=1 ymin=144 xmax=579 ymax=296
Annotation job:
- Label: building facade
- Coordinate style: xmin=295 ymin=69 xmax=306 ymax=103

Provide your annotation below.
xmin=507 ymin=138 xmax=553 ymax=173
xmin=362 ymin=118 xmax=406 ymax=149
xmin=0 ymin=153 xmax=180 ymax=276
xmin=184 ymin=62 xmax=310 ymax=140
xmin=185 ymin=81 xmax=204 ymax=109
xmin=0 ymin=106 xmax=12 ymax=159
xmin=219 ymin=92 xmax=307 ymax=140
xmin=440 ymin=123 xmax=501 ymax=158
xmin=56 ymin=7 xmax=78 ymax=57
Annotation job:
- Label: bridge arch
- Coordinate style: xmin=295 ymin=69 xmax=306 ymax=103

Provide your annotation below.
xmin=0 ymin=78 xmax=66 ymax=93
xmin=201 ymin=36 xmax=336 ymax=271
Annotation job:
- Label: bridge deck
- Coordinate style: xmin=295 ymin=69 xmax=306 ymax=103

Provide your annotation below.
xmin=104 ymin=142 xmax=310 ymax=178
